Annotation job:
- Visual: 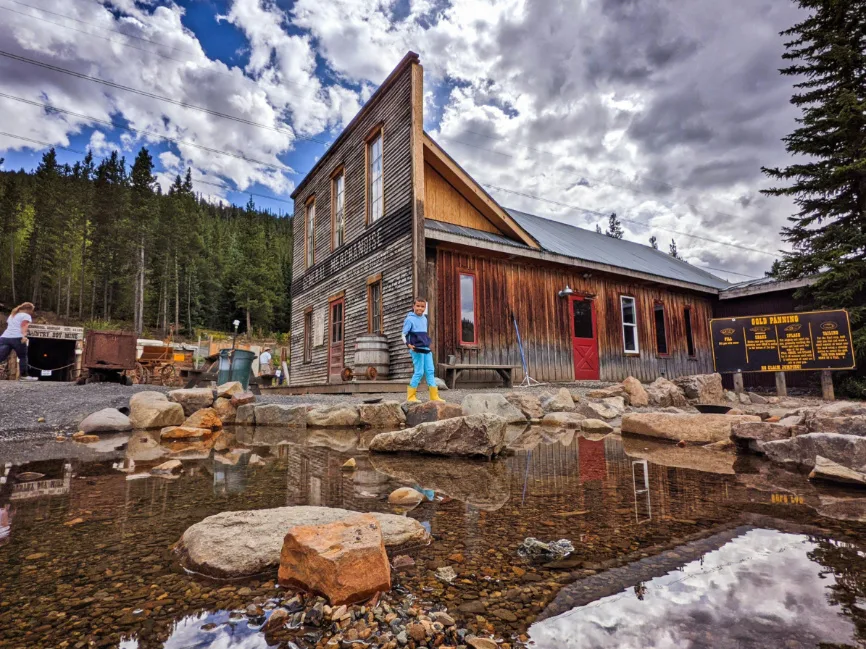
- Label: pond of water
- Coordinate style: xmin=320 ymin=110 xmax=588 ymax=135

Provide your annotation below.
xmin=1 ymin=425 xmax=864 ymax=649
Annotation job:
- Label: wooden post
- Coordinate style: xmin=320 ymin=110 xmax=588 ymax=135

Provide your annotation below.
xmin=733 ymin=371 xmax=744 ymax=394
xmin=774 ymin=372 xmax=787 ymax=398
xmin=821 ymin=370 xmax=835 ymax=401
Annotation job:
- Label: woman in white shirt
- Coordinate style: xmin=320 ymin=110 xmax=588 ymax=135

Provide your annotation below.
xmin=0 ymin=302 xmax=37 ymax=381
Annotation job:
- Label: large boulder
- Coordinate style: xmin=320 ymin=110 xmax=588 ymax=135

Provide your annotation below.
xmin=805 ymin=402 xmax=866 ymax=436
xmin=212 ymin=397 xmax=237 ymax=425
xmin=369 ymin=454 xmax=510 ymax=511
xmin=255 ymin=404 xmax=307 ymax=428
xmin=369 ymin=413 xmax=507 ymax=458
xmin=359 ymin=401 xmax=406 ymax=429
xmin=541 ymin=388 xmax=576 ymax=413
xmin=216 ymin=381 xmax=244 ymax=398
xmin=621 ymin=412 xmax=761 ymax=444
xmin=160 ymin=425 xmax=212 ymax=441
xmin=809 ymin=456 xmax=866 ymax=487
xmin=504 ymin=392 xmax=545 ymax=420
xmin=129 ymin=396 xmax=185 ymax=430
xmin=586 ymin=384 xmax=627 ymax=400
xmin=762 ymin=433 xmax=866 ymax=472
xmin=79 ymin=408 xmax=132 ymax=434
xmin=645 ymin=377 xmax=689 ymax=408
xmin=130 ymin=391 xmax=168 ymax=408
xmin=405 ymin=401 xmax=463 ymax=427
xmin=183 ymin=407 xmax=222 ymax=431
xmin=673 ymin=374 xmax=725 ymax=404
xmin=168 ymin=388 xmax=215 ymax=416
xmin=622 ymin=377 xmax=649 ymax=407
xmin=306 ymin=404 xmax=361 ymax=428
xmin=461 ymin=393 xmax=526 ymax=424
xmin=278 ymin=514 xmax=390 ymax=605
xmin=236 ymin=403 xmax=256 ymax=426
xmin=177 ymin=506 xmax=428 ymax=578
xmin=730 ymin=422 xmax=796 ymax=453
xmin=577 ymin=399 xmax=622 ymax=420
xmin=540 ymin=412 xmax=585 ymax=429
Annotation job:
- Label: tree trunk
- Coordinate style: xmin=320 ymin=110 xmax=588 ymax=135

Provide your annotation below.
xmin=78 ymin=229 xmax=86 ymax=318
xmin=103 ymin=275 xmax=109 ymax=320
xmin=65 ymin=258 xmax=72 ymax=319
xmin=187 ymin=269 xmax=192 ymax=335
xmin=174 ymin=255 xmax=180 ymax=332
xmin=9 ymin=237 xmax=15 ymax=304
xmin=90 ymin=278 xmax=96 ymax=320
xmin=246 ymin=293 xmax=251 ymax=338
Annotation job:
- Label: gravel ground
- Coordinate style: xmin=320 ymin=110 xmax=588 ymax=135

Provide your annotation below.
xmin=0 ymin=379 xmax=612 ymax=443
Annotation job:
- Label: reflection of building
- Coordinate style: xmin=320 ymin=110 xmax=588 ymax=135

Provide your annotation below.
xmin=5 ymin=461 xmax=72 ymax=501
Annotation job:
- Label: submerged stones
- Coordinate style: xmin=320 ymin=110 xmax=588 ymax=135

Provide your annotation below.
xmin=369 ymin=413 xmax=507 ymax=458
xmin=622 ymin=412 xmax=761 ymax=444
xmin=278 ymin=514 xmax=391 ymax=606
xmin=517 ymin=537 xmax=574 ymax=562
xmin=177 ymin=506 xmax=428 ymax=578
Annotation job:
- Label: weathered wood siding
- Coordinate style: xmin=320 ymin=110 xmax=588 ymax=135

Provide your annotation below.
xmin=424 ymin=163 xmax=502 ymax=234
xmin=290 ymin=58 xmax=418 ymax=385
xmin=432 ymin=245 xmax=715 ymax=383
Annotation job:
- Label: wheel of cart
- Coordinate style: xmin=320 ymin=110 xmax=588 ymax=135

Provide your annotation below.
xmin=160 ymin=364 xmax=178 ymax=386
xmin=131 ymin=362 xmax=150 ymax=385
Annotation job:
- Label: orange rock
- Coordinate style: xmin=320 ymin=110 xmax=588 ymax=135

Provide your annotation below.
xmin=160 ymin=426 xmax=213 ymax=440
xmin=278 ymin=514 xmax=391 ymax=606
xmin=183 ymin=408 xmax=223 ymax=431
xmin=448 ymin=553 xmax=465 ymax=563
xmin=765 ymin=416 xmax=781 ymax=423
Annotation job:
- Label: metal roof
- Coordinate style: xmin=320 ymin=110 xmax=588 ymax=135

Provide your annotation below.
xmin=425 ymin=219 xmax=533 ymax=249
xmin=505 ymin=208 xmax=731 ymax=290
xmin=719 ymin=275 xmax=816 ymax=299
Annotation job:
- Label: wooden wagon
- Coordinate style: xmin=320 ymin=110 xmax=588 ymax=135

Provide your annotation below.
xmin=133 ymin=345 xmax=194 ymax=386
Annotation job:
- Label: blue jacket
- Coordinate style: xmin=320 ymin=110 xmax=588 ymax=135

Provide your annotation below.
xmin=402 ymin=312 xmax=431 ymax=352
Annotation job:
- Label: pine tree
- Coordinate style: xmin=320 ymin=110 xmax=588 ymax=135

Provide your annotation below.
xmin=669 ymin=239 xmax=682 ymax=259
xmin=129 ymin=148 xmax=157 ymax=335
xmin=649 ymin=235 xmax=658 ymax=249
xmin=762 ymin=0 xmax=866 ymax=388
xmin=605 ymin=212 xmax=624 ymax=238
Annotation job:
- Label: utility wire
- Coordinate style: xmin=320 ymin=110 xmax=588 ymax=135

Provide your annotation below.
xmin=5 ymin=0 xmax=200 ymax=55
xmin=483 ymin=183 xmax=778 ymax=257
xmin=0 ymin=130 xmax=292 ymax=205
xmin=0 ymin=91 xmax=296 ymax=174
xmin=0 ymin=49 xmax=334 ymax=147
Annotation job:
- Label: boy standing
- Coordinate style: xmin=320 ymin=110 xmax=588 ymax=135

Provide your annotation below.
xmin=401 ymin=297 xmax=444 ymax=403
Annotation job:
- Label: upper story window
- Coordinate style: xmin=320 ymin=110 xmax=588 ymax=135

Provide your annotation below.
xmin=304 ymin=198 xmax=315 ymax=269
xmin=459 ymin=271 xmax=477 ymax=345
xmin=367 ymin=130 xmax=383 ymax=223
xmin=654 ymin=302 xmax=668 ymax=355
xmin=684 ymin=306 xmax=696 ymax=357
xmin=332 ymin=170 xmax=345 ymax=249
xmin=621 ymin=295 xmax=639 ymax=354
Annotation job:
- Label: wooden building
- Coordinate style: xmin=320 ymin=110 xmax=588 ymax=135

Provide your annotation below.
xmin=290 ymin=52 xmax=735 ymax=387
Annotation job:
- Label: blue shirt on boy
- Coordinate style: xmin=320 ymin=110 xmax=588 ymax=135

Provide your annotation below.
xmin=401 ymin=312 xmax=431 ymax=352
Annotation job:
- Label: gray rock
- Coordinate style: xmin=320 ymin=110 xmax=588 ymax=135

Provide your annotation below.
xmin=359 ymin=401 xmax=406 ymax=428
xmin=461 ymin=393 xmax=526 ymax=424
xmin=254 ymin=404 xmax=307 ymax=427
xmin=434 ymin=377 xmax=449 ymax=390
xmin=177 ymin=506 xmax=429 ymax=578
xmin=809 ymin=415 xmax=866 ymax=437
xmin=168 ymin=388 xmax=215 ymax=416
xmin=369 ymin=413 xmax=507 ymax=458
xmin=504 ymin=392 xmax=545 ymax=419
xmin=306 ymin=404 xmax=361 ymax=428
xmin=79 ymin=408 xmax=132 ymax=433
xmin=235 ymin=403 xmax=256 ymax=426
xmin=725 ymin=390 xmax=737 ymax=403
xmin=129 ymin=398 xmax=185 ymax=430
xmin=779 ymin=414 xmax=804 ymax=427
xmin=809 ymin=455 xmax=866 ymax=487
xmin=673 ymin=373 xmax=725 ymax=404
xmin=577 ymin=400 xmax=620 ymax=420
xmin=541 ymin=388 xmax=576 ymax=413
xmin=730 ymin=422 xmax=794 ymax=454
xmin=517 ymin=537 xmax=574 ymax=561
xmin=748 ymin=392 xmax=769 ymax=405
xmin=405 ymin=401 xmax=463 ymax=427
xmin=738 ymin=392 xmax=752 ymax=405
xmin=762 ymin=433 xmax=866 ymax=471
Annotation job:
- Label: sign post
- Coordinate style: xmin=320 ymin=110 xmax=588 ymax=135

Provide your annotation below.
xmin=710 ymin=310 xmax=855 ymax=401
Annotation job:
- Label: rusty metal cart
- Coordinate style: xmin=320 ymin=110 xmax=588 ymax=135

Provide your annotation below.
xmin=82 ymin=330 xmax=137 ymax=384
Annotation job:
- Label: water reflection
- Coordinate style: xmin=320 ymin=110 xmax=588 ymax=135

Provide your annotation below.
xmin=529 ymin=528 xmax=859 ymax=649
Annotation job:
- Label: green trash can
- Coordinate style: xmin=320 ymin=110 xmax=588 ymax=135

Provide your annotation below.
xmin=217 ymin=349 xmax=256 ymax=389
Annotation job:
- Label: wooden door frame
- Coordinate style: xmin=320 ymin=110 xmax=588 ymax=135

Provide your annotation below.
xmin=327 ymin=297 xmax=345 ymax=383
xmin=569 ymin=294 xmax=599 ymax=380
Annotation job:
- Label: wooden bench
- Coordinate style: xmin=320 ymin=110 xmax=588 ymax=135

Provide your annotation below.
xmin=442 ymin=364 xmax=520 ymax=389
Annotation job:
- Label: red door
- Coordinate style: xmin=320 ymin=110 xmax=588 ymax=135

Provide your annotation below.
xmin=571 ymin=295 xmax=599 ymax=380
xmin=328 ymin=299 xmax=344 ymax=383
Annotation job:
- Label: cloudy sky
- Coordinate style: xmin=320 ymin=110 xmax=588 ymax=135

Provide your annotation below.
xmin=0 ymin=0 xmax=807 ymax=280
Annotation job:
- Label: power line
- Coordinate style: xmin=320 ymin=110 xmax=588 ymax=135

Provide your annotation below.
xmin=483 ymin=182 xmax=779 ymax=257
xmin=0 ymin=91 xmax=296 ymax=174
xmin=0 ymin=49 xmax=334 ymax=147
xmin=5 ymin=0 xmax=200 ymax=55
xmin=0 ymin=1 xmax=324 ymax=95
xmin=0 ymin=130 xmax=291 ymax=205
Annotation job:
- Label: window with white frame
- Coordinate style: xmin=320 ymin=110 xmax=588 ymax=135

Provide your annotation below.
xmin=332 ymin=171 xmax=345 ymax=248
xmin=621 ymin=295 xmax=639 ymax=353
xmin=305 ymin=199 xmax=315 ymax=269
xmin=367 ymin=132 xmax=383 ymax=222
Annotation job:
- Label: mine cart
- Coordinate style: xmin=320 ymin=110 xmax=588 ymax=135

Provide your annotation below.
xmin=82 ymin=330 xmax=137 ymax=384
xmin=134 ymin=345 xmax=194 ymax=386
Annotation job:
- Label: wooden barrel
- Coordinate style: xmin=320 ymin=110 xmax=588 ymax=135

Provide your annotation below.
xmin=354 ymin=334 xmax=389 ymax=380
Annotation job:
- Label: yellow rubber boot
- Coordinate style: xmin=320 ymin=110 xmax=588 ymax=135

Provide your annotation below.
xmin=429 ymin=386 xmax=445 ymax=402
xmin=407 ymin=386 xmax=419 ymax=403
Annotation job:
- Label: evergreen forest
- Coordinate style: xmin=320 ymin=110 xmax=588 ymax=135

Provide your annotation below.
xmin=0 ymin=147 xmax=293 ymax=338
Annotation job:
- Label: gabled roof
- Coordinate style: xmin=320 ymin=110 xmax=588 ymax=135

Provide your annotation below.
xmin=506 ymin=208 xmax=731 ymax=290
